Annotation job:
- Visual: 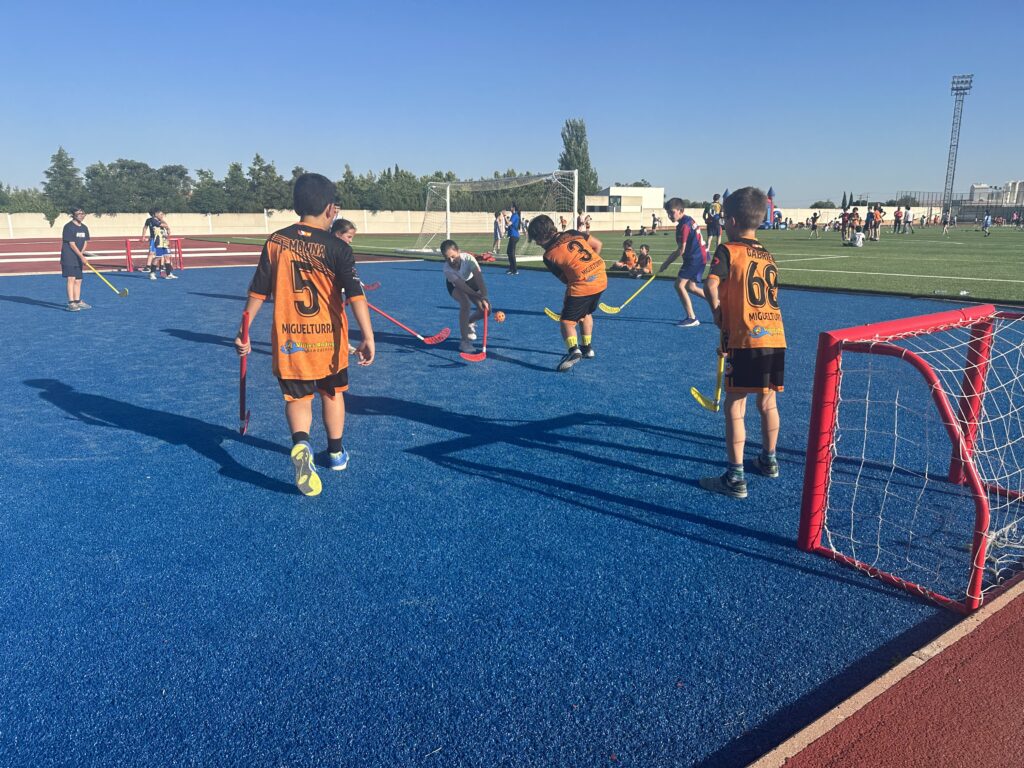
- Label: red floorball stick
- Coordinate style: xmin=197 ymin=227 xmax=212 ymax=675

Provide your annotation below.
xmin=367 ymin=301 xmax=451 ymax=345
xmin=460 ymin=310 xmax=488 ymax=363
xmin=239 ymin=311 xmax=251 ymax=435
xmin=361 ymin=281 xmax=381 ymax=291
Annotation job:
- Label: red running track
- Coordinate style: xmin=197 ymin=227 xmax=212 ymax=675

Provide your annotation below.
xmin=756 ymin=578 xmax=1024 ymax=767
xmin=0 ymin=234 xmax=403 ymax=275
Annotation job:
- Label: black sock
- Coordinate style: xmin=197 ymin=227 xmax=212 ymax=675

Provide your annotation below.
xmin=291 ymin=431 xmax=310 ymax=445
xmin=327 ymin=437 xmax=343 ymax=454
xmin=164 ymin=264 xmax=173 ymax=275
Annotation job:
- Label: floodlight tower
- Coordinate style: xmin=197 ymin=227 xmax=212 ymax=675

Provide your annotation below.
xmin=942 ymin=74 xmax=973 ymax=215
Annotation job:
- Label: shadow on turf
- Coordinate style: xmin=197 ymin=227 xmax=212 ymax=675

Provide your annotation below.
xmin=188 ymin=291 xmax=247 ymax=302
xmin=347 ymin=394 xmax=910 ymax=598
xmin=24 ymin=378 xmax=294 ymax=494
xmin=161 ymin=328 xmax=272 ymax=355
xmin=692 ymin=609 xmax=958 ymax=768
xmin=0 ymin=294 xmax=70 ymax=311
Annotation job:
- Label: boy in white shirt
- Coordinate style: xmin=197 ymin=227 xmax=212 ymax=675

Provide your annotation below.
xmin=843 ymin=226 xmax=865 ymax=247
xmin=442 ymin=239 xmax=491 ymax=353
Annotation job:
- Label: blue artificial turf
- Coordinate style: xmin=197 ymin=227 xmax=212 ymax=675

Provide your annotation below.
xmin=0 ymin=262 xmax=965 ymax=766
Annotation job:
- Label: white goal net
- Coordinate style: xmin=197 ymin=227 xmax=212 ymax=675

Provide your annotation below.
xmin=412 ymin=171 xmax=577 ymax=259
xmin=800 ymin=305 xmax=1024 ymax=611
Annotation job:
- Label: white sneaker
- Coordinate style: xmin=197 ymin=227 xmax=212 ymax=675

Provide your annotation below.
xmin=164 ymin=273 xmax=178 ymax=279
xmin=149 ymin=271 xmax=157 ymax=281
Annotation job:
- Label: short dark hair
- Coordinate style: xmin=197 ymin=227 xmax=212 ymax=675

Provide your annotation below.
xmin=527 ymin=214 xmax=558 ymax=245
xmin=330 ymin=218 xmax=356 ymax=235
xmin=664 ymin=197 xmax=685 ymax=212
xmin=148 ymin=208 xmax=162 ymax=217
xmin=623 ymin=239 xmax=633 ymax=248
xmin=293 ymin=172 xmax=336 ymax=217
xmin=712 ymin=193 xmax=721 ymax=201
xmin=722 ymin=186 xmax=768 ymax=230
xmin=71 ymin=206 xmax=84 ymax=215
xmin=639 ymin=243 xmax=649 ymax=251
xmin=439 ymin=239 xmax=459 ymax=255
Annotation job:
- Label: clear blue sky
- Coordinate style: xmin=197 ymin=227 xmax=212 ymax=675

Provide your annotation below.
xmin=3 ymin=0 xmax=1022 ymax=205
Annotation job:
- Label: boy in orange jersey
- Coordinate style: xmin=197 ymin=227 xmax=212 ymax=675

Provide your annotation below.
xmin=700 ymin=187 xmax=785 ymax=499
xmin=234 ymin=173 xmax=375 ymax=497
xmin=635 ymin=244 xmax=654 ymax=277
xmin=610 ymin=239 xmax=638 ymax=272
xmin=527 ymin=214 xmax=607 ymax=372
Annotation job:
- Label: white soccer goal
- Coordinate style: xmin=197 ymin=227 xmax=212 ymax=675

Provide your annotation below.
xmin=799 ymin=304 xmax=1024 ymax=612
xmin=411 ymin=170 xmax=578 ymax=259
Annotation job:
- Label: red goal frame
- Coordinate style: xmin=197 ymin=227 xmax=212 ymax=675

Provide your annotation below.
xmin=798 ymin=304 xmax=1024 ymax=613
xmin=125 ymin=237 xmax=184 ymax=272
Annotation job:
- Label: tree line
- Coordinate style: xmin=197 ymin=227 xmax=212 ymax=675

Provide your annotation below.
xmin=0 ymin=119 xmax=604 ymax=223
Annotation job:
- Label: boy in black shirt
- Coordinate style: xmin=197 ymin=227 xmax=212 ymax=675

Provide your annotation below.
xmin=60 ymin=207 xmax=91 ymax=311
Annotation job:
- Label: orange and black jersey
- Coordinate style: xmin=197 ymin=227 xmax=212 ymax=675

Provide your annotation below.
xmin=542 ymin=230 xmax=608 ymax=297
xmin=617 ymin=247 xmax=638 ymax=268
xmin=707 ymin=239 xmax=786 ymax=350
xmin=248 ymin=223 xmax=365 ymax=380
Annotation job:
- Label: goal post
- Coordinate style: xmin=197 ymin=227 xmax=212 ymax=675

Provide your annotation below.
xmin=412 ymin=170 xmax=578 ymax=259
xmin=799 ymin=304 xmax=1024 ymax=612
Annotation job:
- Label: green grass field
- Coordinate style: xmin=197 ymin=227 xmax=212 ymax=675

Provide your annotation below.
xmin=197 ymin=224 xmax=1024 ymax=305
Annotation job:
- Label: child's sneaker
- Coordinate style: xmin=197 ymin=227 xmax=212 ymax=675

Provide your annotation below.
xmin=580 ymin=345 xmax=595 ymax=359
xmin=74 ymin=300 xmax=92 ymax=310
xmin=290 ymin=442 xmax=322 ymax=497
xmin=327 ymin=450 xmax=349 ymax=471
xmin=556 ymin=346 xmax=583 ymax=372
xmin=699 ymin=472 xmax=748 ymax=499
xmin=676 ymin=317 xmax=700 ymax=328
xmin=164 ymin=273 xmax=178 ymax=279
xmin=149 ymin=271 xmax=157 ymax=281
xmin=65 ymin=301 xmax=81 ymax=312
xmin=755 ymin=453 xmax=779 ymax=478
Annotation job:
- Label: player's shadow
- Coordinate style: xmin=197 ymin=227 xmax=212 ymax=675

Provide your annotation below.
xmin=346 ymin=394 xmax=906 ymax=595
xmin=188 ymin=291 xmax=247 ymax=302
xmin=161 ymin=328 xmax=272 ymax=355
xmin=0 ymin=294 xmax=69 ymax=311
xmin=24 ymin=378 xmax=293 ymax=494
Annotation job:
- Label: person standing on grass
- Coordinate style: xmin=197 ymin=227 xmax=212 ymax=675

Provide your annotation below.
xmin=700 ymin=186 xmax=786 ymax=499
xmin=60 ymin=206 xmax=91 ymax=312
xmin=983 ymin=210 xmax=992 ymax=236
xmin=903 ymin=206 xmax=914 ymax=234
xmin=893 ymin=206 xmax=903 ymax=234
xmin=441 ymin=239 xmax=490 ymax=354
xmin=492 ymin=211 xmax=504 ymax=258
xmin=234 ymin=173 xmax=375 ymax=497
xmin=506 ymin=202 xmax=521 ymax=275
xmin=808 ymin=211 xmax=820 ymax=239
xmin=658 ymin=197 xmax=707 ymax=327
xmin=528 ymin=214 xmax=606 ymax=372
xmin=704 ymin=193 xmax=724 ymax=252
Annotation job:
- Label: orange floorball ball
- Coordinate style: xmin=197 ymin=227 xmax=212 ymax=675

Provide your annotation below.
xmin=494 ymin=311 xmax=506 ymax=323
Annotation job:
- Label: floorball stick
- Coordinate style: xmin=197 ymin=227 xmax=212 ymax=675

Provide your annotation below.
xmin=691 ymin=354 xmax=725 ymax=413
xmin=239 ymin=311 xmax=251 ymax=435
xmin=367 ymin=302 xmax=451 ymax=344
xmin=599 ymin=274 xmax=657 ymax=314
xmin=82 ymin=252 xmax=129 ymax=297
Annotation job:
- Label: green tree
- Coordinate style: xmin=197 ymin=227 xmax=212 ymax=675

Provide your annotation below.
xmin=189 ymin=169 xmax=229 ymax=213
xmin=810 ymin=200 xmax=836 ymax=208
xmin=222 ymin=162 xmax=253 ymax=212
xmin=558 ymin=118 xmax=599 ymax=200
xmin=247 ymin=154 xmax=290 ymax=210
xmin=43 ymin=147 xmax=86 ymax=215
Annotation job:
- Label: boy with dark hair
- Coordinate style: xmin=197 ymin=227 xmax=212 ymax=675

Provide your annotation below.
xmin=658 ymin=197 xmax=707 ymax=327
xmin=441 ymin=239 xmax=490 ymax=353
xmin=700 ymin=186 xmax=786 ymax=499
xmin=611 ymin=239 xmax=638 ymax=272
xmin=703 ymin=193 xmax=723 ymax=252
xmin=60 ymin=206 xmax=90 ymax=311
xmin=234 ymin=173 xmax=375 ymax=497
xmin=506 ymin=203 xmax=521 ymax=275
xmin=635 ymin=244 xmax=654 ymax=277
xmin=528 ymin=215 xmax=606 ymax=372
xmin=140 ymin=209 xmax=177 ymax=280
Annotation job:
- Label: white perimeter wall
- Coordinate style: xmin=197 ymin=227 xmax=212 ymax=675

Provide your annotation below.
xmin=2 ymin=206 xmax=932 ymax=239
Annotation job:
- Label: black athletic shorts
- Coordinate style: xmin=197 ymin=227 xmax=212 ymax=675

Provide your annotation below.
xmin=724 ymin=347 xmax=785 ymax=394
xmin=278 ymin=370 xmax=349 ymax=401
xmin=446 ymin=275 xmax=480 ymax=297
xmin=561 ymin=291 xmax=603 ymax=322
xmin=707 ymin=220 xmax=721 ymax=236
xmin=61 ymin=253 xmax=83 ymax=279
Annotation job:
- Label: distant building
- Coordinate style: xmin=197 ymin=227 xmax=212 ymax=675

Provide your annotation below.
xmin=585 ymin=186 xmax=665 ymax=213
xmin=970 ymin=181 xmax=1024 ymax=205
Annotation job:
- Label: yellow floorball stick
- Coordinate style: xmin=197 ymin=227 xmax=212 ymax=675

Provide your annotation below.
xmin=599 ymin=274 xmax=657 ymax=314
xmin=691 ymin=354 xmax=724 ymax=412
xmin=82 ymin=252 xmax=129 ymax=297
